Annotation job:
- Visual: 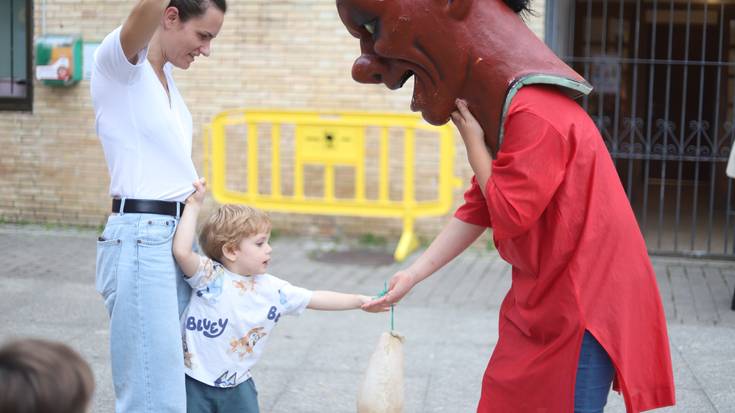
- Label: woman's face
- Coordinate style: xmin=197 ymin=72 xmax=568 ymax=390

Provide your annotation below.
xmin=163 ymin=6 xmax=225 ymax=69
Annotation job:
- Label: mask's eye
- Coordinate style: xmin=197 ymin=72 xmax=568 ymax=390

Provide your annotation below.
xmin=363 ymin=20 xmax=376 ymax=35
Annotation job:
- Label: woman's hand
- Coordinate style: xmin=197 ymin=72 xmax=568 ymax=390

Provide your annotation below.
xmin=361 ymin=270 xmax=419 ymax=312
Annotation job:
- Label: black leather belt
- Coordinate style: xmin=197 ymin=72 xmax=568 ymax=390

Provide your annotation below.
xmin=112 ymin=199 xmax=185 ymax=217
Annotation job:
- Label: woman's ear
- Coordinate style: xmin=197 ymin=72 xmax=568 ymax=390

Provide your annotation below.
xmin=446 ymin=0 xmax=473 ymax=20
xmin=163 ymin=6 xmax=180 ymax=29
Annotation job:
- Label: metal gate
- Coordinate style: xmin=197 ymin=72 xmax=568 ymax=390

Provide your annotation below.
xmin=547 ymin=0 xmax=735 ymax=258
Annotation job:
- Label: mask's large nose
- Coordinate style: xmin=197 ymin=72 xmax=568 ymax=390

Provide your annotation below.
xmin=351 ymin=54 xmax=389 ymax=84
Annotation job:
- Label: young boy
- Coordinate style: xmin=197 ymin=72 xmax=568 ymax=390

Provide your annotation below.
xmin=173 ymin=179 xmax=375 ymax=412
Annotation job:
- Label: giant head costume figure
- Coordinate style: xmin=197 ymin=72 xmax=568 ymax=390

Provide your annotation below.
xmin=336 ymin=0 xmax=592 ymax=155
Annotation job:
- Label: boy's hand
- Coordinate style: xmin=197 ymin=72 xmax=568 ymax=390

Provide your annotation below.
xmin=185 ymin=178 xmax=207 ymax=207
xmin=451 ymin=99 xmax=485 ymax=149
xmin=174 ymin=177 xmax=207 ymax=278
xmin=361 ymin=270 xmax=418 ymax=312
xmin=358 ymin=294 xmax=388 ymax=313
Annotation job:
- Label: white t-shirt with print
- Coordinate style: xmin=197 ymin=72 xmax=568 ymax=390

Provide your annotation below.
xmin=90 ymin=26 xmax=199 ymax=203
xmin=181 ymin=256 xmax=312 ymax=388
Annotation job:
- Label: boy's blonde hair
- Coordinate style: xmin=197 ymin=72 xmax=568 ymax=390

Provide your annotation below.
xmin=199 ymin=204 xmax=271 ymax=262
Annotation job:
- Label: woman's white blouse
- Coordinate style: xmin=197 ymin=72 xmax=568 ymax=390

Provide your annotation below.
xmin=91 ymin=26 xmax=199 ymax=202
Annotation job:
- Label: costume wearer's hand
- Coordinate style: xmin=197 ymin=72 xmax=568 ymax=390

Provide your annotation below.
xmin=361 ymin=270 xmax=417 ymax=312
xmin=452 ymin=99 xmax=492 ymax=192
xmin=186 ymin=178 xmax=207 ymax=206
xmin=451 ymin=99 xmax=485 ymax=148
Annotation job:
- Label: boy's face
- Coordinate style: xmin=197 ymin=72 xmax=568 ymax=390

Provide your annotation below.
xmin=228 ymin=231 xmax=272 ymax=276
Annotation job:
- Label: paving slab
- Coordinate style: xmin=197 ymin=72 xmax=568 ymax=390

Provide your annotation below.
xmin=1 ymin=225 xmax=735 ymax=412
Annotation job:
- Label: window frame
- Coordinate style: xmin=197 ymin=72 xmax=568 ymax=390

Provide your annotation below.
xmin=0 ymin=0 xmax=33 ymax=112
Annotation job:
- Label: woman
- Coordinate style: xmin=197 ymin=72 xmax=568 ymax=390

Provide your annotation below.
xmin=91 ymin=0 xmax=226 ymax=411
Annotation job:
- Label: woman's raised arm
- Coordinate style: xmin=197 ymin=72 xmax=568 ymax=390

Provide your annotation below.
xmin=120 ymin=0 xmax=169 ymax=62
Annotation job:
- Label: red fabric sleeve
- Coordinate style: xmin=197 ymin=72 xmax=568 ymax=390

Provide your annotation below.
xmin=485 ymin=110 xmax=569 ymax=240
xmin=454 ymin=175 xmax=492 ymax=228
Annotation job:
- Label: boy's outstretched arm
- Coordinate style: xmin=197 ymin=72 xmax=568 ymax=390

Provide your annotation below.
xmin=173 ymin=178 xmax=206 ymax=277
xmin=307 ymin=291 xmax=376 ymax=312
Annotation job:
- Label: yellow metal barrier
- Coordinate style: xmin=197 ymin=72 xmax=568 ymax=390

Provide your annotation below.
xmin=204 ymin=109 xmax=460 ymax=261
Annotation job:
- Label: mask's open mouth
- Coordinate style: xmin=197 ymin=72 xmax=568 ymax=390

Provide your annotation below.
xmin=396 ymin=70 xmax=414 ymax=89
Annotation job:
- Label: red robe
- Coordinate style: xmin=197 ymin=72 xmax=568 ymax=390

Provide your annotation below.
xmin=455 ymin=86 xmax=675 ymax=412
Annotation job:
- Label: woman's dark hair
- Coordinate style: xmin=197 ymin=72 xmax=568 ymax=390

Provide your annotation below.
xmin=168 ymin=0 xmax=227 ymax=22
xmin=504 ymin=0 xmax=533 ymax=16
xmin=0 ymin=339 xmax=95 ymax=413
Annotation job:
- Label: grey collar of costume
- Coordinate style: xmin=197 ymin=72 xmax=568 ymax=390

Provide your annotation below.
xmin=497 ymin=75 xmax=594 ymax=148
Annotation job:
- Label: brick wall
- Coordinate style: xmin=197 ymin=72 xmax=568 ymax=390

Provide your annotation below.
xmin=0 ymin=0 xmax=545 ymax=244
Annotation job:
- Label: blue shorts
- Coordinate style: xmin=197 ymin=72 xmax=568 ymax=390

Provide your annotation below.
xmin=185 ymin=375 xmax=260 ymax=413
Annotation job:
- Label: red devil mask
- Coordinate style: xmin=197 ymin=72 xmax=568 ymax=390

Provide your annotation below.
xmin=337 ymin=0 xmax=592 ymax=154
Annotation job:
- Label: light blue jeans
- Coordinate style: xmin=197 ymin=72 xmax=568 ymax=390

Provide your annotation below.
xmin=96 ymin=212 xmax=191 ymax=413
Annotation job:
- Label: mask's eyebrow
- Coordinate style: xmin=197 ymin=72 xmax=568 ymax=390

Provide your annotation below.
xmin=337 ymin=1 xmax=375 ymax=37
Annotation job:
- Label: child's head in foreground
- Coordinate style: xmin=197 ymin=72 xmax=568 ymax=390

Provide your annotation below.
xmin=0 ymin=338 xmax=95 ymax=413
xmin=199 ymin=204 xmax=273 ymax=275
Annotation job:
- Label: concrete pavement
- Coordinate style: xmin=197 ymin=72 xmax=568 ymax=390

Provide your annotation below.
xmin=1 ymin=224 xmax=734 ymax=412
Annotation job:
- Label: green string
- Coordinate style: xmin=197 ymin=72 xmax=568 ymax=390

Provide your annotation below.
xmin=375 ymin=280 xmax=395 ymax=332
xmin=389 ymin=280 xmax=394 ymax=332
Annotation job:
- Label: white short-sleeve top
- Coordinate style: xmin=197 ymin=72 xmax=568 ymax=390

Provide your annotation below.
xmin=91 ymin=26 xmax=198 ymax=202
xmin=182 ymin=257 xmax=313 ymax=388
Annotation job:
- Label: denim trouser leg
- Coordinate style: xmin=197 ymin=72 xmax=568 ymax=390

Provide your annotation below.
xmin=96 ymin=213 xmax=192 ymax=413
xmin=574 ymin=331 xmax=615 ymax=413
